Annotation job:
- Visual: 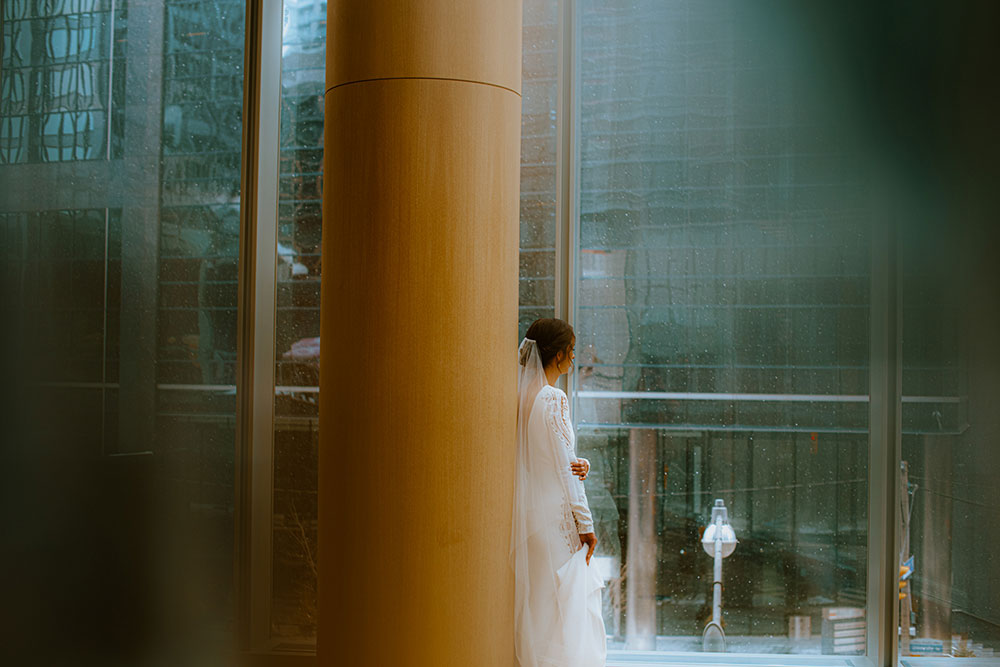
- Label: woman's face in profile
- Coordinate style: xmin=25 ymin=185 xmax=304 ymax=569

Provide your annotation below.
xmin=557 ymin=339 xmax=576 ymax=375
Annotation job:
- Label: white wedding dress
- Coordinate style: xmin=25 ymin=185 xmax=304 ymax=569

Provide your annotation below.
xmin=513 ymin=339 xmax=606 ymax=667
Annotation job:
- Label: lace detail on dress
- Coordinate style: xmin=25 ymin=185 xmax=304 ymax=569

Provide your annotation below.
xmin=559 ymin=502 xmax=578 ymax=554
xmin=542 ymin=389 xmax=573 ymax=450
xmin=540 ymin=386 xmax=594 ymax=541
xmin=557 ymin=393 xmax=575 ymax=449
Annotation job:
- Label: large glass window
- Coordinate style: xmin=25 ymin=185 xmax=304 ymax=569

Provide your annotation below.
xmin=573 ymin=0 xmax=872 ymax=654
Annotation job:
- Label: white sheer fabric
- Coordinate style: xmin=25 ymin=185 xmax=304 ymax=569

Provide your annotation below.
xmin=513 ymin=338 xmax=606 ymax=667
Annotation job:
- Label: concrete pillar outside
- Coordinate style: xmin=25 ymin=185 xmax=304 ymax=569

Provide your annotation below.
xmin=318 ymin=3 xmax=522 ymax=665
xmin=626 ymin=427 xmax=658 ymax=650
xmin=918 ymin=434 xmax=952 ymax=640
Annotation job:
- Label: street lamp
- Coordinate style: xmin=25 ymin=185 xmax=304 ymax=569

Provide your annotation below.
xmin=702 ymin=498 xmax=738 ymax=652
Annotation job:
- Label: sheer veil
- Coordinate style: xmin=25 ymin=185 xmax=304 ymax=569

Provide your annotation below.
xmin=511 ymin=337 xmax=556 ymax=665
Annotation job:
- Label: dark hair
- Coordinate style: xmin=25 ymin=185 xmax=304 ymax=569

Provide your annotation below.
xmin=523 ymin=318 xmax=575 ymax=369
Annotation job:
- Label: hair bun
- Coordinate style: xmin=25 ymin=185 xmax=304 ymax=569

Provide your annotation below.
xmin=523 ymin=319 xmax=574 ymax=370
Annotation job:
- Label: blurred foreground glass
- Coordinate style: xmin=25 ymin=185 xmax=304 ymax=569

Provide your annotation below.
xmin=1 ymin=0 xmax=245 ymax=660
xmin=898 ymin=217 xmax=1000 ymax=658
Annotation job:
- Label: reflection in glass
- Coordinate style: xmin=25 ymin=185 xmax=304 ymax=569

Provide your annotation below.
xmin=155 ymin=4 xmax=245 ymax=643
xmin=1 ymin=0 xmax=126 ymax=163
xmin=520 ymin=0 xmax=559 ymax=333
xmin=576 ymin=1 xmax=871 ymax=653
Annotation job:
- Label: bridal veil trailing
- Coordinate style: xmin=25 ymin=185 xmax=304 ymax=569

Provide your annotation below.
xmin=512 ymin=338 xmax=606 ymax=667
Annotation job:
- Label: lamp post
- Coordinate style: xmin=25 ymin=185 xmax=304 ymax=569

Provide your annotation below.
xmin=702 ymin=499 xmax=738 ymax=652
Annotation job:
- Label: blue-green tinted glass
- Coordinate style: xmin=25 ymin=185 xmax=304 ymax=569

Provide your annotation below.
xmin=1 ymin=0 xmax=126 ymax=162
xmin=577 ymin=1 xmax=871 ymax=654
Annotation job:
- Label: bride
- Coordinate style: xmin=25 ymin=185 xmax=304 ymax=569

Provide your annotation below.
xmin=512 ymin=318 xmax=607 ymax=667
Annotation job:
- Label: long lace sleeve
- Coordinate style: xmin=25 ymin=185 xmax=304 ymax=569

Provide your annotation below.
xmin=543 ymin=389 xmax=595 ymax=534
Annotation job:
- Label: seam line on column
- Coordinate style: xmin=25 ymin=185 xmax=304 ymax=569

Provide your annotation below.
xmin=326 ymin=76 xmax=520 ymax=97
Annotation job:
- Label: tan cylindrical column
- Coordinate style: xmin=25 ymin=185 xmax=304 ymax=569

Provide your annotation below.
xmin=319 ymin=3 xmax=521 ymax=665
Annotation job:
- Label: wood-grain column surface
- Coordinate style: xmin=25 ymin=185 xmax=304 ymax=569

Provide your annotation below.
xmin=319 ymin=2 xmax=522 ymax=665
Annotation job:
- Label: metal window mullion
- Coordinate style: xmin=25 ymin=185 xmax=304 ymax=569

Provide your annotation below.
xmin=867 ymin=212 xmax=901 ymax=667
xmin=234 ymin=0 xmax=261 ymax=648
xmin=251 ymin=0 xmax=283 ymax=648
xmin=235 ymin=0 xmax=283 ymax=653
xmin=101 ymin=208 xmax=109 ymax=453
xmin=105 ymin=0 xmax=115 ymax=160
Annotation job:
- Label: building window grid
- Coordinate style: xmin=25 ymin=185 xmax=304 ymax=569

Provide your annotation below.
xmin=0 ymin=0 xmax=126 ymax=163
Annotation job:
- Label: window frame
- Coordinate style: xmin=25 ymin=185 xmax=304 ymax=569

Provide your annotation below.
xmin=236 ymin=0 xmax=287 ymax=657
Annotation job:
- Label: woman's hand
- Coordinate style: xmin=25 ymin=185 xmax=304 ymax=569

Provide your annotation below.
xmin=569 ymin=457 xmax=590 ymax=480
xmin=579 ymin=532 xmax=597 ymax=565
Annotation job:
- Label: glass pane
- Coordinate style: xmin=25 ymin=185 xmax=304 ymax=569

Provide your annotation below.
xmin=899 ymin=218 xmax=1000 ymax=658
xmin=577 ymin=0 xmax=872 ymax=654
xmin=271 ymin=0 xmax=325 ymax=644
xmin=1 ymin=0 xmax=245 ymax=661
xmin=520 ymin=0 xmax=559 ymax=336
